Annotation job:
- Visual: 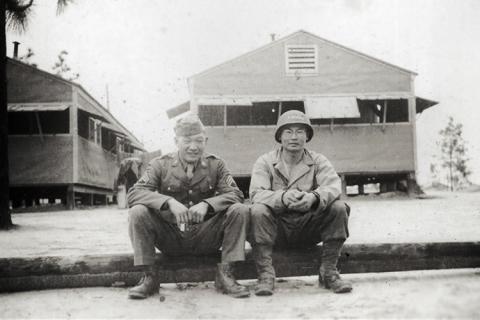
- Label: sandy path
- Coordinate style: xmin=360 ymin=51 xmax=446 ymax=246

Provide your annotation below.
xmin=1 ymin=269 xmax=479 ymax=319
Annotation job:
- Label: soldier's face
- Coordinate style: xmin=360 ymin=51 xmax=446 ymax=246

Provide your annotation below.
xmin=280 ymin=124 xmax=307 ymax=152
xmin=175 ymin=133 xmax=208 ymax=163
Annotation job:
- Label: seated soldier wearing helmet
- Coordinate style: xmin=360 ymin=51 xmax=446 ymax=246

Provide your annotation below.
xmin=249 ymin=110 xmax=352 ymax=296
xmin=127 ymin=115 xmax=250 ymax=299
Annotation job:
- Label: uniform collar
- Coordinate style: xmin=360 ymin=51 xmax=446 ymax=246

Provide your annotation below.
xmin=171 ymin=152 xmax=209 ymax=186
xmin=273 ymin=148 xmax=314 ymax=187
xmin=171 ymin=152 xmax=208 ymax=169
xmin=272 ymin=148 xmax=314 ymax=166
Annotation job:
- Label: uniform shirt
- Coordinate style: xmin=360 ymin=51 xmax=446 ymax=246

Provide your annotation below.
xmin=127 ymin=152 xmax=244 ymax=215
xmin=249 ymin=148 xmax=341 ymax=213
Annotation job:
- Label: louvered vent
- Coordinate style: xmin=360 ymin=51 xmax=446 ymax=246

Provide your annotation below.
xmin=285 ymin=45 xmax=318 ymax=74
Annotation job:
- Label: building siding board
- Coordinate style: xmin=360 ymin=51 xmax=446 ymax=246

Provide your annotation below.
xmin=193 ymin=32 xmax=411 ymax=96
xmin=77 ymin=137 xmax=118 ymax=189
xmin=8 ymin=136 xmax=74 ymax=185
xmin=204 ymin=125 xmax=414 ymax=176
xmin=6 ymin=62 xmax=72 ymax=103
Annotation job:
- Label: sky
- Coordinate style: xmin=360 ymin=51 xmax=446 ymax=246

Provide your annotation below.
xmin=6 ymin=0 xmax=480 ymax=185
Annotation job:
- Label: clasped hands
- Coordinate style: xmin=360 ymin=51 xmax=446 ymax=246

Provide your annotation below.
xmin=166 ymin=198 xmax=209 ymax=225
xmin=282 ymin=189 xmax=317 ymax=213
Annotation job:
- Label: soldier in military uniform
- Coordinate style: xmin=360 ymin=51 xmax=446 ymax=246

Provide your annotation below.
xmin=127 ymin=115 xmax=250 ymax=299
xmin=249 ymin=110 xmax=352 ymax=296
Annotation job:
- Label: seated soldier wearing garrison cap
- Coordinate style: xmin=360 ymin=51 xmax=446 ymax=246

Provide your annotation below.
xmin=249 ymin=110 xmax=352 ymax=296
xmin=127 ymin=115 xmax=250 ymax=299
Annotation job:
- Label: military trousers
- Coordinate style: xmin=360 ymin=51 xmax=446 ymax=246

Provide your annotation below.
xmin=249 ymin=200 xmax=350 ymax=248
xmin=128 ymin=203 xmax=250 ymax=266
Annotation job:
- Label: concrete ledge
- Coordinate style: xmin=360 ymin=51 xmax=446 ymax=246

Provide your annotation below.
xmin=1 ymin=242 xmax=479 ymax=292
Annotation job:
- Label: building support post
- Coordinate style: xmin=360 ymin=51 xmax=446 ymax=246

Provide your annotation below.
xmin=223 ymin=104 xmax=227 ymax=134
xmin=358 ymin=184 xmax=364 ymax=195
xmin=66 ymin=184 xmax=75 ymax=210
xmin=407 ymin=172 xmax=416 ymax=196
xmin=382 ymin=100 xmax=388 ymax=132
xmin=71 ymin=89 xmax=79 ymax=188
xmin=408 ymin=75 xmax=419 ymax=190
xmin=380 ymin=183 xmax=387 ymax=193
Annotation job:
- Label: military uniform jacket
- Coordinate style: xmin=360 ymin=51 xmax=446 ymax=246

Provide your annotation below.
xmin=127 ymin=152 xmax=244 ymax=215
xmin=249 ymin=148 xmax=341 ymax=213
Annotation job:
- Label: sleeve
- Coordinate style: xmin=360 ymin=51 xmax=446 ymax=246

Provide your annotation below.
xmin=249 ymin=156 xmax=285 ymax=210
xmin=202 ymin=159 xmax=244 ymax=213
xmin=127 ymin=159 xmax=172 ymax=210
xmin=313 ymin=155 xmax=342 ymax=211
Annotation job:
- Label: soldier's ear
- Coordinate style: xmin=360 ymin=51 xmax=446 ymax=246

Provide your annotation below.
xmin=205 ymin=137 xmax=208 ymax=145
xmin=174 ymin=136 xmax=179 ymax=147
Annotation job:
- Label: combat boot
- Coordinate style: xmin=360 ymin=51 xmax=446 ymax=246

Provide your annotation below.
xmin=215 ymin=262 xmax=250 ymax=298
xmin=253 ymin=245 xmax=275 ymax=296
xmin=128 ymin=270 xmax=159 ymax=299
xmin=319 ymin=268 xmax=352 ymax=293
xmin=318 ymin=240 xmax=352 ymax=294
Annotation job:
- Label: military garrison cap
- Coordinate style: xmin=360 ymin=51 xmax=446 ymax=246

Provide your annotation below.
xmin=174 ymin=114 xmax=205 ymax=137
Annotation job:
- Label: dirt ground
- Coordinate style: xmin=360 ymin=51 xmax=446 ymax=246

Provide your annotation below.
xmin=1 ymin=191 xmax=479 ymax=319
xmin=1 ymin=190 xmax=479 ymax=258
xmin=1 ymin=269 xmax=479 ymax=319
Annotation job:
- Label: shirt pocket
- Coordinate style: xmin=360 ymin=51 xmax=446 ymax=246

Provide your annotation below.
xmin=162 ymin=181 xmax=183 ymax=196
xmin=199 ymin=180 xmax=215 ymax=197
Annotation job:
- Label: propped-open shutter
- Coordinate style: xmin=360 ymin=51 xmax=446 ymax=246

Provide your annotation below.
xmin=305 ymin=97 xmax=360 ymax=118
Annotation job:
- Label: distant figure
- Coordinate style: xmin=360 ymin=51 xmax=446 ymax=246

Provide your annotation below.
xmin=117 ymin=149 xmax=164 ymax=191
xmin=249 ymin=110 xmax=352 ymax=296
xmin=126 ymin=115 xmax=250 ymax=299
xmin=117 ymin=157 xmax=143 ymax=192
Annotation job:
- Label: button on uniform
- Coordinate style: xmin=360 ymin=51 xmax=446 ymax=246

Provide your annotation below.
xmin=188 ymin=190 xmax=193 ymax=195
xmin=189 ymin=201 xmax=194 ymax=207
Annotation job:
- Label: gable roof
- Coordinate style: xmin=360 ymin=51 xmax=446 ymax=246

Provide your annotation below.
xmin=7 ymin=57 xmax=144 ymax=149
xmin=190 ymin=29 xmax=417 ymax=81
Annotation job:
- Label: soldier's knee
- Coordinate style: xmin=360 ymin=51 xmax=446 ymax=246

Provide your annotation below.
xmin=225 ymin=203 xmax=250 ymax=222
xmin=250 ymin=204 xmax=273 ymax=222
xmin=328 ymin=201 xmax=349 ymax=220
xmin=128 ymin=205 xmax=150 ymax=224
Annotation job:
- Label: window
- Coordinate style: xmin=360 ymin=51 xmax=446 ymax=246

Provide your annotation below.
xmin=285 ymin=45 xmax=318 ymax=74
xmin=280 ymin=101 xmax=305 ymax=114
xmin=8 ymin=110 xmax=69 ymax=135
xmin=227 ymin=105 xmax=252 ymax=125
xmin=251 ymin=102 xmax=279 ymax=125
xmin=198 ymin=105 xmax=224 ymax=126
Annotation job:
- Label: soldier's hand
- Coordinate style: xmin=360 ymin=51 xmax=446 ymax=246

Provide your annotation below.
xmin=188 ymin=202 xmax=210 ymax=224
xmin=166 ymin=198 xmax=189 ymax=225
xmin=282 ymin=189 xmax=306 ymax=207
xmin=288 ymin=193 xmax=317 ymax=213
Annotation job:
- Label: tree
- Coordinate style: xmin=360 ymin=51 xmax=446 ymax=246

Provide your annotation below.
xmin=52 ymin=50 xmax=79 ymax=81
xmin=19 ymin=46 xmax=36 ymax=67
xmin=437 ymin=116 xmax=471 ymax=191
xmin=1 ymin=0 xmax=71 ymax=230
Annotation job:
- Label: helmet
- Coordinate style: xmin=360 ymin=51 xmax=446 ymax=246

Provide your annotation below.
xmin=275 ymin=110 xmax=313 ymax=142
